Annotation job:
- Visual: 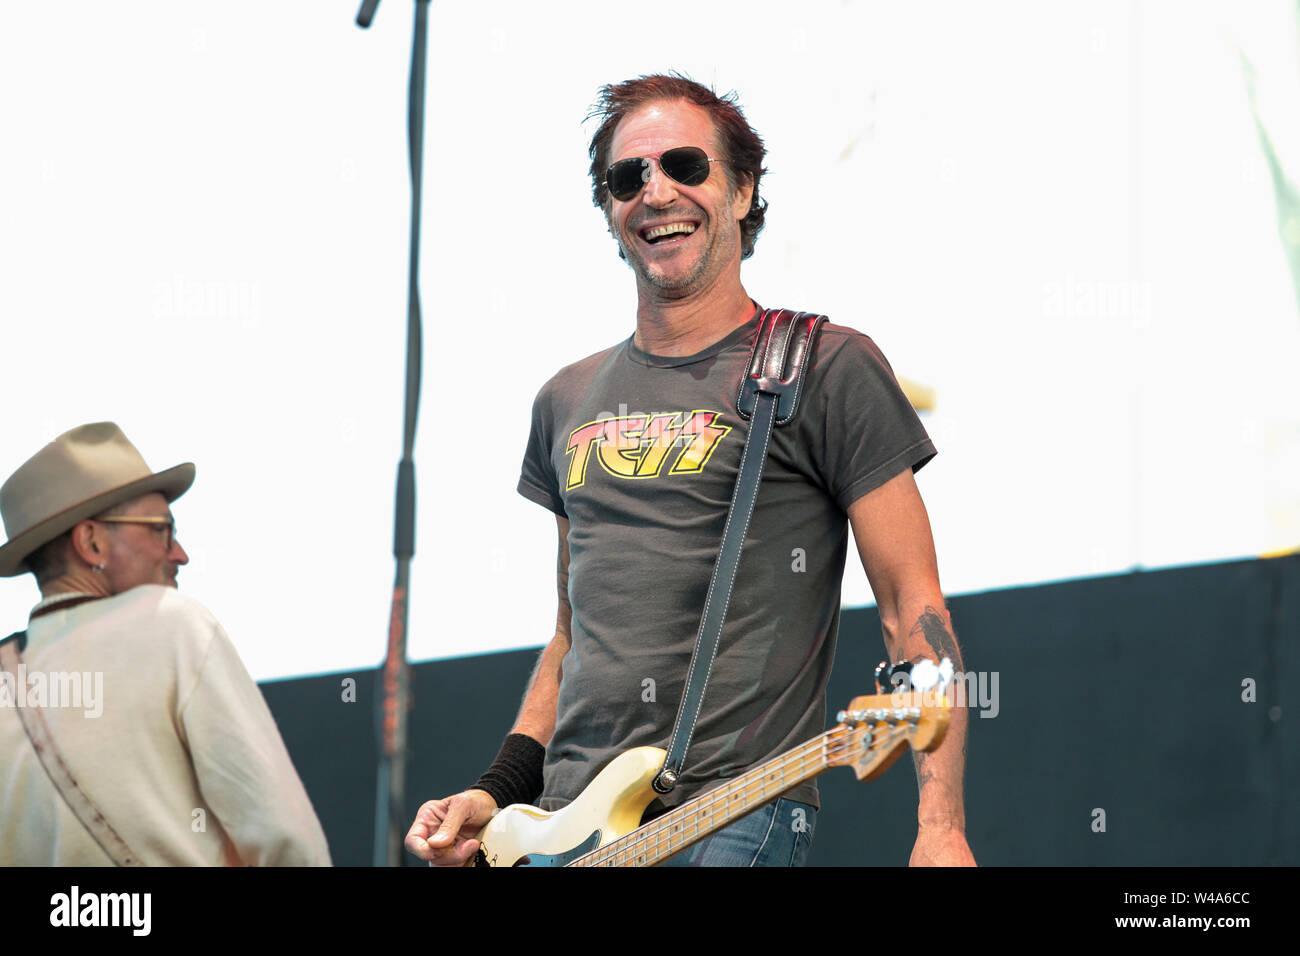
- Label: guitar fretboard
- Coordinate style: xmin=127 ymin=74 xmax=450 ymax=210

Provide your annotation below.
xmin=570 ymin=725 xmax=875 ymax=867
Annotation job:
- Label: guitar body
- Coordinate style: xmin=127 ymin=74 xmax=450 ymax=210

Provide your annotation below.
xmin=476 ymin=746 xmax=667 ymax=867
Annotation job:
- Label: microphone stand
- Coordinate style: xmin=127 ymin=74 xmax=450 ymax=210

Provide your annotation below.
xmin=356 ymin=0 xmax=430 ymax=868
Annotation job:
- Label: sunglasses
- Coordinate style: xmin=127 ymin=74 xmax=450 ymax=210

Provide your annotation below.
xmin=604 ymin=146 xmax=725 ymax=202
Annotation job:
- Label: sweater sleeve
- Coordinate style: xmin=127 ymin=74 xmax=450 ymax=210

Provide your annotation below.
xmin=178 ymin=618 xmax=332 ymax=866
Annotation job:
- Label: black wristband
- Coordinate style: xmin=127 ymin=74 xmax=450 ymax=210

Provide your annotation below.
xmin=473 ymin=733 xmax=546 ymax=809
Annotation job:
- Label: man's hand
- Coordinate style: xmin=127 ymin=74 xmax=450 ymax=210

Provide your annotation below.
xmin=909 ymin=825 xmax=976 ymax=867
xmin=405 ymin=789 xmax=498 ymax=867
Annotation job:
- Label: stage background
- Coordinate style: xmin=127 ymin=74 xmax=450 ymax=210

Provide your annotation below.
xmin=262 ymin=552 xmax=1298 ymax=866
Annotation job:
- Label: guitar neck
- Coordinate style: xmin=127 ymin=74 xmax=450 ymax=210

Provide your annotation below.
xmin=570 ymin=726 xmax=848 ymax=867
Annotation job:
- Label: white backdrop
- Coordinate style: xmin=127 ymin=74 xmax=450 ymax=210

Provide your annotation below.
xmin=2 ymin=1 xmax=1296 ymax=681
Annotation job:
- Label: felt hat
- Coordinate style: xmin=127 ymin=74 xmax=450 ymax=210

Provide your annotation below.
xmin=0 ymin=423 xmax=194 ymax=577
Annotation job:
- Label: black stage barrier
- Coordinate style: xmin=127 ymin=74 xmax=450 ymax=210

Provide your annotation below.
xmin=260 ymin=552 xmax=1297 ymax=866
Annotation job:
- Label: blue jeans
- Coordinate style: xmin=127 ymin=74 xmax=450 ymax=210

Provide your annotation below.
xmin=653 ymin=798 xmax=817 ymax=867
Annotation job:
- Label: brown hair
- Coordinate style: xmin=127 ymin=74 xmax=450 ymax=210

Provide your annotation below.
xmin=587 ymin=74 xmax=768 ymax=259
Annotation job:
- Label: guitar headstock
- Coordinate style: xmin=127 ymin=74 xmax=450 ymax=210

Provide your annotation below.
xmin=827 ymin=658 xmax=954 ymax=782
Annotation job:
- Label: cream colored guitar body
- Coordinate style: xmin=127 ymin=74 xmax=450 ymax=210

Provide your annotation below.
xmin=476 ymin=746 xmax=667 ymax=867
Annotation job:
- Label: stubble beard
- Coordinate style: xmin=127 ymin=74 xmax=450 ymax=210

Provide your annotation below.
xmin=617 ymin=216 xmax=737 ymax=300
xmin=627 ymin=242 xmax=709 ymax=297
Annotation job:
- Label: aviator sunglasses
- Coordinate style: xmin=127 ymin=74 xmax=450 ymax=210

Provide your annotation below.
xmin=604 ymin=146 xmax=725 ymax=202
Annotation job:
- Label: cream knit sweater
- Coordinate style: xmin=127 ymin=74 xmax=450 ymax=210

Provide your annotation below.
xmin=0 ymin=585 xmax=330 ymax=865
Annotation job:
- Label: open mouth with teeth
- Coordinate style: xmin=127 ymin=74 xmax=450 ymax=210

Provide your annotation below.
xmin=640 ymin=221 xmax=699 ymax=245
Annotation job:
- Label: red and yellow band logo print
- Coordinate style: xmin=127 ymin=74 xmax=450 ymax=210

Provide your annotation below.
xmin=564 ymin=410 xmax=732 ymax=490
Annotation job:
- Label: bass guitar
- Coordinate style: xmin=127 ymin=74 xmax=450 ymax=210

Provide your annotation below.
xmin=474 ymin=661 xmax=953 ymax=867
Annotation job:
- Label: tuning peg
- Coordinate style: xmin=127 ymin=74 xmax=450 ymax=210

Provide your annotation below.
xmin=910 ymin=658 xmax=939 ymax=691
xmin=873 ymin=660 xmax=889 ymax=693
xmin=874 ymin=659 xmax=915 ymax=693
xmin=910 ymin=657 xmax=955 ymax=694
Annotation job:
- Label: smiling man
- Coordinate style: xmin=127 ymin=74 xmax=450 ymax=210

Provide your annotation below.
xmin=407 ymin=75 xmax=974 ymax=867
xmin=0 ymin=422 xmax=330 ymax=865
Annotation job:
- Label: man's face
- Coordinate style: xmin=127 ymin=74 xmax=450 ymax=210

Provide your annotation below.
xmin=604 ymin=100 xmax=754 ymax=298
xmin=96 ymin=492 xmax=189 ymax=592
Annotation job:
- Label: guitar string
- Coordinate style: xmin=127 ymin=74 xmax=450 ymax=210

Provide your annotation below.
xmin=625 ymin=728 xmax=911 ymax=867
xmin=570 ymin=741 xmax=837 ymax=868
xmin=571 ymin=713 xmax=925 ymax=867
xmin=572 ymin=724 xmax=913 ymax=867
xmin=621 ymin=727 xmax=912 ymax=868
xmin=588 ymin=727 xmax=910 ymax=868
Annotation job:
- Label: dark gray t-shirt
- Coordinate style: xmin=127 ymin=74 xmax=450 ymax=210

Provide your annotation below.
xmin=517 ymin=309 xmax=936 ymax=813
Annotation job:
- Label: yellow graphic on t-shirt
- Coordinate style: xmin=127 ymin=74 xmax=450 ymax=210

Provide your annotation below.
xmin=565 ymin=410 xmax=732 ymax=490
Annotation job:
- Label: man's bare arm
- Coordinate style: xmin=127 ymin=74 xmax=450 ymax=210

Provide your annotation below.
xmin=510 ymin=514 xmax=572 ymax=744
xmin=405 ymin=513 xmax=572 ymax=864
xmin=847 ymin=468 xmax=975 ymax=866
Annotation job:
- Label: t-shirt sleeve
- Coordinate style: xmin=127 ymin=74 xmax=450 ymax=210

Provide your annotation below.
xmin=178 ymin=616 xmax=332 ymax=866
xmin=802 ymin=329 xmax=937 ymax=511
xmin=517 ymin=379 xmax=567 ymax=517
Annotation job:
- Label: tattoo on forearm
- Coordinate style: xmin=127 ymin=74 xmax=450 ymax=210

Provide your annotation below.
xmin=907 ymin=607 xmax=968 ymax=800
xmin=915 ymin=752 xmax=935 ymax=792
xmin=909 ymin=606 xmax=961 ymax=667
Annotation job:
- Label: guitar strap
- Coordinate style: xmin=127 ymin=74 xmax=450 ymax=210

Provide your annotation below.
xmin=1 ymin=613 xmax=143 ymax=866
xmin=654 ymin=308 xmax=827 ymax=794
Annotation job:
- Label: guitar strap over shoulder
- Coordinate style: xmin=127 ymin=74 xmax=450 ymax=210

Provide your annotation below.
xmin=0 ymin=628 xmax=142 ymax=866
xmin=654 ymin=308 xmax=827 ymax=794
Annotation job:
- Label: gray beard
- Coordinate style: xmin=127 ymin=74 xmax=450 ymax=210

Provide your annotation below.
xmin=618 ymin=227 xmax=729 ymax=298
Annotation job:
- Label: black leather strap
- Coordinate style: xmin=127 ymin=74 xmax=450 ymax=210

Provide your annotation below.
xmin=654 ymin=309 xmax=826 ymax=794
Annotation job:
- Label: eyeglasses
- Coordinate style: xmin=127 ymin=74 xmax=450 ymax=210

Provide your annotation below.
xmin=604 ymin=146 xmax=725 ymax=202
xmin=95 ymin=515 xmax=177 ymax=548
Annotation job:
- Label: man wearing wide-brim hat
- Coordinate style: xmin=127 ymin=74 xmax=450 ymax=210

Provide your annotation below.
xmin=0 ymin=423 xmax=330 ymax=866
